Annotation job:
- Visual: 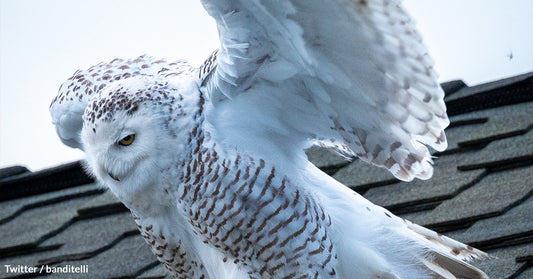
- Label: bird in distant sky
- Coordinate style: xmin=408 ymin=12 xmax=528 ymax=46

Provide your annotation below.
xmin=50 ymin=0 xmax=489 ymax=278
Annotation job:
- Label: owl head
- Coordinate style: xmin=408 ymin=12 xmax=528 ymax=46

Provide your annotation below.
xmin=80 ymin=75 xmax=200 ymax=208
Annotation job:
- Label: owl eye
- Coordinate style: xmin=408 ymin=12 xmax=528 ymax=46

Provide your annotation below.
xmin=118 ymin=134 xmax=135 ymax=146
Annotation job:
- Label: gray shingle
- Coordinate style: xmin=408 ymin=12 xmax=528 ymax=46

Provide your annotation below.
xmin=0 ymin=194 xmax=98 ymax=248
xmin=0 ymin=213 xmax=138 ymax=277
xmin=445 ymin=72 xmax=533 ymax=102
xmin=411 ymin=166 xmax=533 ymax=227
xmin=332 ymin=159 xmax=396 ymax=189
xmin=516 ymin=267 xmax=533 ymax=279
xmin=362 ymin=154 xmax=485 ymax=210
xmin=137 ymin=264 xmax=171 ymax=279
xmin=41 ymin=212 xmax=138 ymax=258
xmin=446 ymin=195 xmax=533 ymax=246
xmin=450 ymin=101 xmax=533 ymax=123
xmin=305 ymin=146 xmax=350 ymax=169
xmin=0 ymin=183 xmax=100 ymax=221
xmin=78 ymin=189 xmax=120 ymax=209
xmin=445 ymin=102 xmax=533 ymax=150
xmin=458 ymin=130 xmax=533 ymax=167
xmin=474 ymin=244 xmax=533 ymax=279
xmin=48 ymin=235 xmax=156 ymax=279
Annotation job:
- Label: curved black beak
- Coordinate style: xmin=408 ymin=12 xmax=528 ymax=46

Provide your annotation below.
xmin=107 ymin=171 xmax=120 ymax=181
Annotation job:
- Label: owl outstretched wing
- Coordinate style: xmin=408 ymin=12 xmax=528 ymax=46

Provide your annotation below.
xmin=50 ymin=55 xmax=192 ymax=150
xmin=200 ymin=0 xmax=449 ymax=181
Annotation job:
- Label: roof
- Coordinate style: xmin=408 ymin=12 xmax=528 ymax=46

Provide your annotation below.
xmin=1 ymin=72 xmax=532 ymax=279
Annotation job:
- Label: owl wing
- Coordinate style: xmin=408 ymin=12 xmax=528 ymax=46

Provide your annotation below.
xmin=50 ymin=55 xmax=191 ymax=150
xmin=200 ymin=0 xmax=449 ymax=181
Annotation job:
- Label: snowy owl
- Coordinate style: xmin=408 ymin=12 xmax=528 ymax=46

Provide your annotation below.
xmin=50 ymin=1 xmax=489 ymax=278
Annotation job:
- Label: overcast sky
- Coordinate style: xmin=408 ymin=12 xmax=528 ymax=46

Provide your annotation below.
xmin=1 ymin=0 xmax=532 ymax=171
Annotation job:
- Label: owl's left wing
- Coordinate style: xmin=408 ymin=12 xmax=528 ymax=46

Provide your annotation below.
xmin=50 ymin=56 xmax=191 ymax=150
xmin=200 ymin=0 xmax=449 ymax=181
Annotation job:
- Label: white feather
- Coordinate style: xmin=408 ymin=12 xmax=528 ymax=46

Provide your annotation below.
xmin=50 ymin=1 xmax=487 ymax=278
xmin=200 ymin=0 xmax=450 ymax=181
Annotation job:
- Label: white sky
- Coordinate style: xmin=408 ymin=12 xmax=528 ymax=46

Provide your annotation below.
xmin=1 ymin=0 xmax=532 ymax=171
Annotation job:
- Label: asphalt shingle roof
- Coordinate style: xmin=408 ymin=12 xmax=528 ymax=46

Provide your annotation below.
xmin=1 ymin=72 xmax=532 ymax=279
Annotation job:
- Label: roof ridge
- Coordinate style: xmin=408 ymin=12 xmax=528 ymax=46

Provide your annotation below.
xmin=0 ymin=161 xmax=94 ymax=202
xmin=446 ymin=75 xmax=533 ymax=116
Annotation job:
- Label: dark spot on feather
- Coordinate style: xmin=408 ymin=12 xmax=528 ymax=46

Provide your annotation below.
xmin=384 ymin=157 xmax=396 ymax=168
xmin=390 ymin=142 xmax=402 ymax=152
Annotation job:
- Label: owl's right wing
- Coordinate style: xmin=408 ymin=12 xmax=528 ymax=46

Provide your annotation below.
xmin=50 ymin=56 xmax=191 ymax=150
xmin=200 ymin=0 xmax=449 ymax=181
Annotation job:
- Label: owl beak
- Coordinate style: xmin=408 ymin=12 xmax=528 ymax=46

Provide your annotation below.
xmin=107 ymin=171 xmax=121 ymax=181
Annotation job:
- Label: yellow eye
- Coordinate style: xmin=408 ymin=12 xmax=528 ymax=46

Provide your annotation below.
xmin=118 ymin=134 xmax=135 ymax=146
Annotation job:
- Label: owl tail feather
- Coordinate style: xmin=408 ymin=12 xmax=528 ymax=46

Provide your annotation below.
xmin=422 ymin=252 xmax=489 ymax=279
xmin=405 ymin=220 xmax=490 ymax=279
